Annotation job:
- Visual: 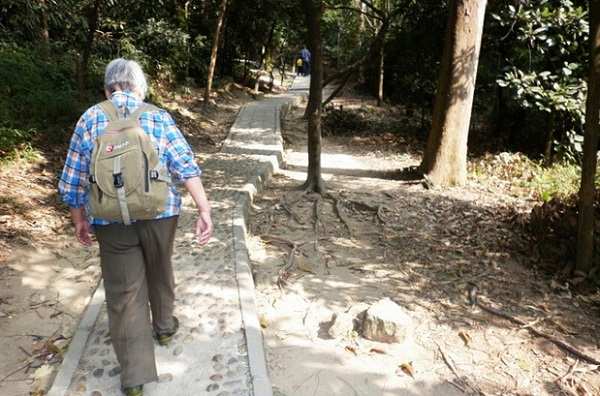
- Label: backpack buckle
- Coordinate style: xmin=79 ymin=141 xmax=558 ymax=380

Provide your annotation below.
xmin=113 ymin=173 xmax=124 ymax=188
xmin=149 ymin=170 xmax=159 ymax=179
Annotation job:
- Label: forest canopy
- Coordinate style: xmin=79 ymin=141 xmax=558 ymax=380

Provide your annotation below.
xmin=0 ymin=0 xmax=590 ymax=163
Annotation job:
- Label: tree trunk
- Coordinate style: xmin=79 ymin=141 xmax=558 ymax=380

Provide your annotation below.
xmin=377 ymin=46 xmax=384 ymax=107
xmin=77 ymin=0 xmax=101 ymax=94
xmin=357 ymin=1 xmax=367 ymax=84
xmin=322 ymin=7 xmax=402 ymax=97
xmin=302 ymin=0 xmax=326 ymax=193
xmin=543 ymin=112 xmax=555 ymax=167
xmin=204 ymin=0 xmax=229 ymax=104
xmin=420 ymin=0 xmax=487 ymax=186
xmin=38 ymin=0 xmax=50 ymax=55
xmin=253 ymin=45 xmax=266 ymax=93
xmin=576 ymin=0 xmax=600 ymax=274
xmin=254 ymin=21 xmax=276 ymax=92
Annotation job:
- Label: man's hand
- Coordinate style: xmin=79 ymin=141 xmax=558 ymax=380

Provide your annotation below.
xmin=70 ymin=207 xmax=93 ymax=246
xmin=196 ymin=211 xmax=213 ymax=245
xmin=184 ymin=177 xmax=213 ymax=245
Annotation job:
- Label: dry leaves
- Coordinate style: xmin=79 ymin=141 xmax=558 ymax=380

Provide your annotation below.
xmin=297 ymin=261 xmax=315 ymax=274
xmin=396 ymin=362 xmax=415 ymax=378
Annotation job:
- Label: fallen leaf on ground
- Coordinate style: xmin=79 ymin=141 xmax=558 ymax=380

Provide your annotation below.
xmin=345 ymin=345 xmax=357 ymax=355
xmin=459 ymin=331 xmax=472 ymax=347
xmin=259 ymin=315 xmax=269 ymax=328
xmin=297 ymin=261 xmax=316 ymax=274
xmin=370 ymin=347 xmax=388 ymax=354
xmin=29 ymin=364 xmax=53 ymax=380
xmin=396 ymin=362 xmax=415 ymax=378
xmin=516 ymin=357 xmax=534 ymax=372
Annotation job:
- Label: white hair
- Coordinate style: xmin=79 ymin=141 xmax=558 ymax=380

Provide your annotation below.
xmin=104 ymin=58 xmax=148 ymax=99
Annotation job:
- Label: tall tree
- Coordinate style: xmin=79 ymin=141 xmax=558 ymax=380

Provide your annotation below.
xmin=302 ymin=0 xmax=327 ymax=193
xmin=373 ymin=0 xmax=388 ymax=106
xmin=576 ymin=0 xmax=600 ymax=273
xmin=419 ymin=0 xmax=487 ymax=186
xmin=204 ymin=0 xmax=230 ymax=104
xmin=77 ymin=0 xmax=101 ymax=93
xmin=38 ymin=0 xmax=50 ymax=54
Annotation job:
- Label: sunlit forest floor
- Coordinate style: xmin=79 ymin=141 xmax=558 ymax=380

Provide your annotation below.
xmin=248 ymin=89 xmax=600 ymax=395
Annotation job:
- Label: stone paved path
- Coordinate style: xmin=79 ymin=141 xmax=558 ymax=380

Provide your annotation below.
xmin=47 ymin=77 xmax=309 ymax=396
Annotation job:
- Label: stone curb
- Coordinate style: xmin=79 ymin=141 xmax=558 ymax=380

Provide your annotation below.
xmin=230 ymin=94 xmax=301 ymax=396
xmin=47 ymin=281 xmax=106 ymax=396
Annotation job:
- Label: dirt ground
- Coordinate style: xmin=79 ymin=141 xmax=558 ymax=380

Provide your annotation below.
xmin=247 ymin=97 xmax=600 ymax=396
xmin=1 ymin=83 xmax=600 ymax=396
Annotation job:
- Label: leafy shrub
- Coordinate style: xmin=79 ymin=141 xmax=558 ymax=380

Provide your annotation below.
xmin=322 ymin=106 xmax=369 ymax=136
xmin=0 ymin=46 xmax=83 ymax=155
xmin=493 ymin=0 xmax=589 ymax=160
xmin=0 ymin=126 xmax=37 ymax=157
xmin=469 ymin=152 xmax=586 ymax=201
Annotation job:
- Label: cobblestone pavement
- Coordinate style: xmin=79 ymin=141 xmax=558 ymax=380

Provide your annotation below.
xmin=47 ymin=77 xmax=310 ymax=396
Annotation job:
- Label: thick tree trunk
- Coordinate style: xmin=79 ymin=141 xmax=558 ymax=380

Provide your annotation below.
xmin=420 ymin=0 xmax=487 ymax=186
xmin=204 ymin=0 xmax=229 ymax=104
xmin=576 ymin=0 xmax=600 ymax=274
xmin=302 ymin=0 xmax=326 ymax=193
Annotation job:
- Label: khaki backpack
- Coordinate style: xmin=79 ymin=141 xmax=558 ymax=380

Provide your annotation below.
xmin=87 ymin=100 xmax=171 ymax=225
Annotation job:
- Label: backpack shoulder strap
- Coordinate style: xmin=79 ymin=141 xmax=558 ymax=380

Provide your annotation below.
xmin=131 ymin=104 xmax=160 ymax=121
xmin=97 ymin=100 xmax=120 ymax=121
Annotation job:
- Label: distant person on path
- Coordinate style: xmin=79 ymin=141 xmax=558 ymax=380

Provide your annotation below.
xmin=298 ymin=44 xmax=311 ymax=76
xmin=58 ymin=58 xmax=213 ymax=396
xmin=296 ymin=56 xmax=303 ymax=76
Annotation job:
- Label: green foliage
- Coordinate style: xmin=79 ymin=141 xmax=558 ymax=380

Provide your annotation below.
xmin=322 ymin=6 xmax=363 ymax=69
xmin=493 ymin=0 xmax=589 ymax=159
xmin=0 ymin=46 xmax=83 ymax=155
xmin=0 ymin=127 xmax=37 ymax=157
xmin=380 ymin=3 xmax=447 ymax=106
xmin=0 ymin=142 xmax=41 ymax=164
xmin=0 ymin=0 xmax=88 ymax=51
xmin=498 ymin=64 xmax=586 ymax=115
xmin=136 ymin=18 xmax=191 ymax=83
xmin=470 ymin=152 xmax=588 ymax=201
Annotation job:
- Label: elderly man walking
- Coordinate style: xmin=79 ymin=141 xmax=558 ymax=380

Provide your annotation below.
xmin=59 ymin=58 xmax=213 ymax=396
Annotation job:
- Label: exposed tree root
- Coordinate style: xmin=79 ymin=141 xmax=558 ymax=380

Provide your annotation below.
xmin=469 ymin=287 xmax=600 ymax=366
xmin=313 ymin=194 xmax=323 ymax=250
xmin=282 ymin=201 xmax=302 ymax=224
xmin=377 ymin=204 xmax=390 ymax=259
xmin=556 ymin=359 xmax=599 ymax=391
xmin=259 ymin=234 xmax=299 ymax=292
xmin=324 ymin=192 xmax=354 ymax=238
xmin=435 ymin=342 xmax=481 ymax=395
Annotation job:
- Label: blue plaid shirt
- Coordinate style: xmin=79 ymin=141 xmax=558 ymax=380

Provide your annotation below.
xmin=58 ymin=91 xmax=202 ymax=226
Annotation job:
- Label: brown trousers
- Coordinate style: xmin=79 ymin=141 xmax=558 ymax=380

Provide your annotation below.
xmin=94 ymin=216 xmax=178 ymax=388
